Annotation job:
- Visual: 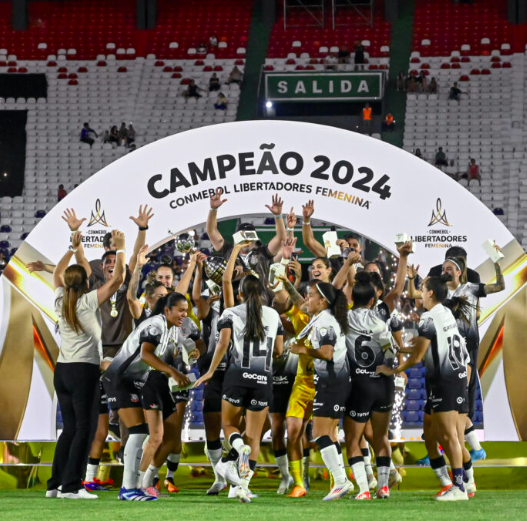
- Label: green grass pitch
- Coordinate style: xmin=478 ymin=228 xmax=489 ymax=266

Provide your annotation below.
xmin=2 ymin=476 xmax=527 ymax=521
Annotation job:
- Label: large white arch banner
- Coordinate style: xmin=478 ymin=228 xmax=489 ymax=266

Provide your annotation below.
xmin=1 ymin=121 xmax=526 ymax=441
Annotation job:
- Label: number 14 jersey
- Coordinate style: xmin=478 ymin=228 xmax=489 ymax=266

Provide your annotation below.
xmin=217 ymin=303 xmax=284 ymax=388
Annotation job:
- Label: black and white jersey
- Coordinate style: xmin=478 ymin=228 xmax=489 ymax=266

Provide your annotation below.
xmin=447 ymin=282 xmax=485 ymax=353
xmin=375 ymin=301 xmax=403 ymax=333
xmin=105 ymin=314 xmax=172 ymax=384
xmin=200 ymin=299 xmax=227 ymax=373
xmin=346 ymin=307 xmax=395 ymax=378
xmin=418 ymin=304 xmax=470 ymax=384
xmin=272 ymin=339 xmax=299 ymax=388
xmin=159 ymin=317 xmax=201 ymax=372
xmin=297 ymin=309 xmax=348 ymax=380
xmin=218 ymin=303 xmax=284 ymax=388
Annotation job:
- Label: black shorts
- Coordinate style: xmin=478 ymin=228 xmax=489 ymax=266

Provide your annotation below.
xmin=141 ymin=371 xmax=176 ymax=420
xmin=99 ymin=380 xmax=109 ymax=415
xmin=222 ymin=382 xmax=271 ymax=412
xmin=270 ymin=383 xmax=294 ymax=415
xmin=346 ymin=375 xmax=394 ymax=423
xmin=203 ymin=372 xmax=225 ymax=414
xmin=313 ymin=374 xmax=350 ymax=419
xmin=103 ymin=375 xmax=142 ymax=411
xmin=429 ymin=377 xmax=468 ymax=414
xmin=172 ymin=389 xmax=190 ymax=404
xmin=467 ymin=361 xmax=479 ymax=420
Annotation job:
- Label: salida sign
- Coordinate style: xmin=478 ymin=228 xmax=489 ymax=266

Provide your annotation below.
xmin=265 ymin=72 xmax=384 ymax=101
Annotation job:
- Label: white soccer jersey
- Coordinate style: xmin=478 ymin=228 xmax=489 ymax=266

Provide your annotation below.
xmin=346 ymin=307 xmax=395 ymax=377
xmin=418 ymin=304 xmax=469 ymax=383
xmin=217 ymin=303 xmax=284 ymax=387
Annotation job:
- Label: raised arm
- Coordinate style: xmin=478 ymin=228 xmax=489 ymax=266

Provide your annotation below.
xmin=273 ymin=207 xmax=297 ymax=262
xmin=96 ymin=230 xmax=126 ymax=305
xmin=265 ymin=194 xmax=286 ymax=256
xmin=127 ymin=244 xmax=148 ymax=320
xmin=301 ymin=200 xmax=327 ymax=258
xmin=384 ymin=241 xmax=413 ymax=312
xmin=333 ymin=252 xmax=362 ymax=290
xmin=484 ymin=261 xmax=505 ymax=294
xmin=223 ymin=242 xmax=244 ymax=308
xmin=61 ymin=208 xmax=92 ymax=276
xmin=27 ymin=261 xmax=56 ymax=274
xmin=53 ymin=231 xmax=82 ymax=289
xmin=192 ymin=255 xmax=210 ymax=320
xmin=128 ymin=204 xmax=154 ymax=274
xmin=406 ymin=264 xmax=422 ymax=299
xmin=175 ymin=251 xmax=202 ymax=295
xmin=207 ymin=188 xmax=227 ymax=251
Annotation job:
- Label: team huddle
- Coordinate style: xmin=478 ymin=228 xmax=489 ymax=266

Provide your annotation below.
xmin=42 ymin=190 xmax=505 ymax=503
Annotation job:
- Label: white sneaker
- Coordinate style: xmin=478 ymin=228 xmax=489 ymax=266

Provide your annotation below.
xmin=435 ymin=486 xmax=468 ymax=502
xmin=58 ymin=489 xmax=98 ymax=499
xmin=466 ymin=479 xmax=477 ymax=497
xmin=388 ymin=469 xmax=402 ymax=489
xmin=207 ymin=480 xmax=227 ymax=495
xmin=277 ymin=475 xmax=294 ymax=495
xmin=234 ymin=486 xmax=251 ymax=503
xmin=238 ymin=444 xmax=252 ymax=478
xmin=215 ymin=460 xmax=241 ymax=487
xmin=367 ymin=475 xmax=377 ymax=490
xmin=45 ymin=489 xmax=59 ymax=498
xmin=229 ymin=484 xmax=258 ymax=499
xmin=323 ymin=480 xmax=353 ymax=501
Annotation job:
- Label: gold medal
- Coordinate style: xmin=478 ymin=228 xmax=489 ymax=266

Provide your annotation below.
xmin=110 ymin=308 xmax=119 ymax=318
xmin=110 ymin=293 xmax=119 ymax=318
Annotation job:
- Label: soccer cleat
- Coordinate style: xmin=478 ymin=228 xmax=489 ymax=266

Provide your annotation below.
xmin=153 ymin=477 xmax=160 ymax=491
xmin=207 ymin=480 xmax=228 ymax=495
xmin=95 ymin=477 xmax=115 ymax=487
xmin=287 ymin=485 xmax=307 ymax=498
xmin=233 ymin=486 xmax=251 ymax=503
xmin=164 ymin=478 xmax=180 ymax=493
xmin=83 ymin=480 xmax=110 ymax=492
xmin=466 ymin=480 xmax=477 ymax=497
xmin=118 ymin=488 xmax=157 ymax=501
xmin=58 ymin=489 xmax=98 ymax=500
xmin=323 ymin=480 xmax=353 ymax=501
xmin=354 ymin=491 xmax=372 ymax=500
xmin=435 ymin=486 xmax=468 ymax=502
xmin=388 ymin=469 xmax=402 ymax=489
xmin=376 ymin=486 xmax=390 ymax=499
xmin=215 ymin=460 xmax=242 ymax=487
xmin=228 ymin=485 xmax=257 ymax=499
xmin=367 ymin=475 xmax=378 ymax=490
xmin=303 ymin=470 xmax=311 ymax=491
xmin=470 ymin=448 xmax=486 ymax=462
xmin=416 ymin=455 xmax=430 ymax=466
xmin=434 ymin=484 xmax=453 ymax=497
xmin=277 ymin=475 xmax=294 ymax=495
xmin=45 ymin=489 xmax=59 ymax=498
xmin=238 ymin=444 xmax=252 ymax=478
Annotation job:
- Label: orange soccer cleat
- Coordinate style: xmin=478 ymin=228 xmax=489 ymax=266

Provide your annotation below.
xmin=164 ymin=478 xmax=180 ymax=493
xmin=287 ymin=485 xmax=307 ymax=498
xmin=435 ymin=484 xmax=453 ymax=497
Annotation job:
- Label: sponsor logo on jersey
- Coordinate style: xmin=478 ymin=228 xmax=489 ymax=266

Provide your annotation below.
xmin=355 ymin=368 xmax=375 ymax=375
xmin=459 ymin=371 xmax=467 ymax=379
xmin=242 ymin=372 xmax=267 ymax=384
xmin=273 ymin=375 xmax=290 ymax=385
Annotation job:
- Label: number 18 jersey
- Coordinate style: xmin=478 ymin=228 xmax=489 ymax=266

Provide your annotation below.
xmin=418 ymin=304 xmax=469 ymax=384
xmin=218 ymin=303 xmax=284 ymax=388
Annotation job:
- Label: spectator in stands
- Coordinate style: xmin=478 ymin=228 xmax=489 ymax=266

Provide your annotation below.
xmin=58 ymin=184 xmax=67 ymax=202
xmin=227 ymin=66 xmax=243 ymax=85
xmin=109 ymin=126 xmax=119 ymax=146
xmin=382 ymin=113 xmax=395 ymax=132
xmin=209 ymin=73 xmax=221 ymax=92
xmin=396 ymin=71 xmax=406 ymax=91
xmin=434 ymin=147 xmax=448 ymax=167
xmin=184 ymin=80 xmax=206 ymax=98
xmin=118 ymin=123 xmax=128 ymax=147
xmin=338 ymin=45 xmax=350 ymax=64
xmin=414 ymin=148 xmax=426 ymax=160
xmin=324 ymin=53 xmax=338 ymax=71
xmin=209 ymin=34 xmax=218 ymax=48
xmin=428 ymin=77 xmax=438 ymax=94
xmin=418 ymin=71 xmax=428 ymax=93
xmin=406 ymin=73 xmax=418 ymax=93
xmin=127 ymin=124 xmax=136 ymax=147
xmin=197 ymin=42 xmax=207 ymax=54
xmin=102 ymin=130 xmax=111 ymax=144
xmin=448 ymin=82 xmax=464 ymax=101
xmin=214 ymin=92 xmax=228 ymax=110
xmin=354 ymin=41 xmax=365 ymax=70
xmin=362 ymin=103 xmax=373 ymax=135
xmin=467 ymin=158 xmax=482 ymax=186
xmin=80 ymin=122 xmax=97 ymax=148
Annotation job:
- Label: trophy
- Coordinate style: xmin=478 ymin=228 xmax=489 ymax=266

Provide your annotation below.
xmin=175 ymin=232 xmax=226 ymax=285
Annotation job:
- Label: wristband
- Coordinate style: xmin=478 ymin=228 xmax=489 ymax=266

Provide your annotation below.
xmin=274 ymin=215 xmax=282 ymax=220
xmin=70 ymin=230 xmax=79 ymax=235
xmin=302 ymin=220 xmax=311 ymax=226
xmin=138 ymin=226 xmax=148 ymax=231
xmin=210 ymin=208 xmax=217 ymax=212
xmin=116 ymin=249 xmax=126 ymax=255
xmin=280 ymin=257 xmax=290 ymax=266
xmin=68 ymin=246 xmax=78 ymax=253
xmin=286 ymin=227 xmax=295 ymax=232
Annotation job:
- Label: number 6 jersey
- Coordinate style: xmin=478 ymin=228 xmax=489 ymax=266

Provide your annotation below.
xmin=418 ymin=304 xmax=469 ymax=384
xmin=217 ymin=303 xmax=284 ymax=388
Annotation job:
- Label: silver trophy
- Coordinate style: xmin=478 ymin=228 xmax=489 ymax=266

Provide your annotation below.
xmin=175 ymin=232 xmax=226 ymax=285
